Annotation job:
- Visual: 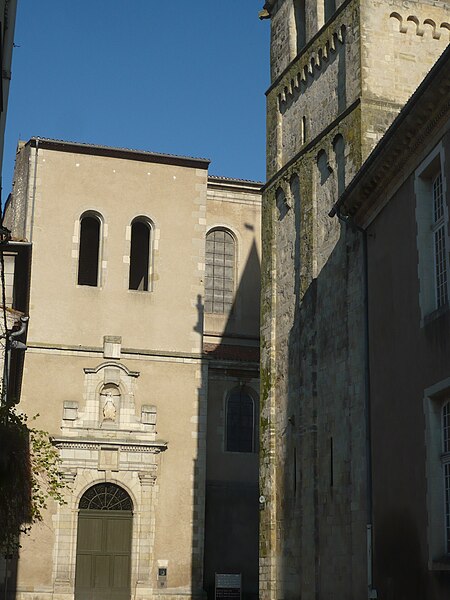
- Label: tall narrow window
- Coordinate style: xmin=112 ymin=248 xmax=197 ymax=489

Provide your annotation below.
xmin=432 ymin=173 xmax=448 ymax=309
xmin=205 ymin=228 xmax=235 ymax=314
xmin=324 ymin=0 xmax=336 ymax=22
xmin=294 ymin=0 xmax=306 ymax=52
xmin=442 ymin=401 xmax=450 ymax=553
xmin=301 ymin=116 xmax=307 ymax=145
xmin=226 ymin=388 xmax=255 ymax=453
xmin=78 ymin=213 xmax=101 ymax=286
xmin=333 ymin=134 xmax=346 ymax=198
xmin=129 ymin=218 xmax=151 ymax=291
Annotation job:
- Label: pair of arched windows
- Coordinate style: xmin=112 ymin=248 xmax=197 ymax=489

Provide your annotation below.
xmin=77 ymin=213 xmax=152 ymax=291
xmin=205 ymin=228 xmax=236 ymax=314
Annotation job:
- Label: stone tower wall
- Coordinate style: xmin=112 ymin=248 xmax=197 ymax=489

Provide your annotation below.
xmin=260 ymin=0 xmax=450 ymax=598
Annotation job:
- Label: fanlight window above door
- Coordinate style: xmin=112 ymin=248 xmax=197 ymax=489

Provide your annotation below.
xmin=79 ymin=483 xmax=133 ymax=511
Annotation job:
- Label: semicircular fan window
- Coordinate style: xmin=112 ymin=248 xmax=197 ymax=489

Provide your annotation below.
xmin=79 ymin=483 xmax=133 ymax=511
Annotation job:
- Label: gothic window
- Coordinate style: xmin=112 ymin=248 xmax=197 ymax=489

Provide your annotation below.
xmin=443 ymin=401 xmax=450 ymax=554
xmin=225 ymin=387 xmax=255 ymax=453
xmin=129 ymin=218 xmax=152 ymax=291
xmin=78 ymin=212 xmax=102 ymax=286
xmin=205 ymin=228 xmax=235 ymax=314
xmin=432 ymin=172 xmax=449 ymax=309
xmin=79 ymin=483 xmax=132 ymax=511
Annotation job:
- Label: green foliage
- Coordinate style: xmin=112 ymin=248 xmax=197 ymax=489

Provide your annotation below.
xmin=0 ymin=405 xmax=67 ymax=557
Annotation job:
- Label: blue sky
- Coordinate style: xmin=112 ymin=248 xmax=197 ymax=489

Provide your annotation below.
xmin=3 ymin=1 xmax=270 ymax=197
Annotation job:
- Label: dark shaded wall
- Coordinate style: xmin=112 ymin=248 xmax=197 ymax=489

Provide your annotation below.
xmin=203 ymin=210 xmax=261 ymax=599
xmin=367 ymin=131 xmax=450 ymax=599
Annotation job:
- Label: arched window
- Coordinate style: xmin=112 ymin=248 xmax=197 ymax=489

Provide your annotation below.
xmin=78 ymin=212 xmax=101 ymax=287
xmin=129 ymin=218 xmax=152 ymax=291
xmin=226 ymin=387 xmax=255 ymax=453
xmin=276 ymin=186 xmax=289 ymax=221
xmin=205 ymin=228 xmax=235 ymax=314
xmin=79 ymin=482 xmax=133 ymax=511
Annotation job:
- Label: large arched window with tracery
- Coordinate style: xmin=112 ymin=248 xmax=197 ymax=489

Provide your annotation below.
xmin=226 ymin=387 xmax=255 ymax=453
xmin=205 ymin=228 xmax=235 ymax=314
xmin=78 ymin=212 xmax=102 ymax=286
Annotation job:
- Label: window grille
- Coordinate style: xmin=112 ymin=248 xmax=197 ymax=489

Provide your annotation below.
xmin=79 ymin=483 xmax=132 ymax=511
xmin=205 ymin=229 xmax=235 ymax=314
xmin=432 ymin=173 xmax=448 ymax=309
xmin=226 ymin=388 xmax=254 ymax=453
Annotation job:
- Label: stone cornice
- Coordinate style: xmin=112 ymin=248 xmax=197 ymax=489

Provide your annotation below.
xmin=266 ymin=0 xmax=354 ymax=98
xmin=52 ymin=436 xmax=168 ymax=453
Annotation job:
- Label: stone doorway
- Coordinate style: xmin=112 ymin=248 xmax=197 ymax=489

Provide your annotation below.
xmin=74 ymin=483 xmax=133 ymax=600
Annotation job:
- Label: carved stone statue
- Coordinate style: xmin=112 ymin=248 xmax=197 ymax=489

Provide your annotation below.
xmin=102 ymin=390 xmax=117 ymax=422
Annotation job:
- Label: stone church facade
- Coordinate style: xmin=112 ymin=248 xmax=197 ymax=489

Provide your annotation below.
xmin=259 ymin=1 xmax=450 ymax=599
xmin=3 ymin=138 xmax=261 ymax=600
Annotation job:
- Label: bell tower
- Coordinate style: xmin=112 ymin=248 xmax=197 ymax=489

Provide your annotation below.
xmin=259 ymin=1 xmax=450 ymax=599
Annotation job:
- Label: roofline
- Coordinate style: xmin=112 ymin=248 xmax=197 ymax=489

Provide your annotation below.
xmin=208 ymin=175 xmax=263 ymax=192
xmin=25 ymin=137 xmax=211 ymax=170
xmin=330 ymin=44 xmax=450 ymax=219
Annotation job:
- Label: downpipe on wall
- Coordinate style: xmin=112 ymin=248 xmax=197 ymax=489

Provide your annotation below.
xmin=329 ymin=205 xmax=378 ymax=600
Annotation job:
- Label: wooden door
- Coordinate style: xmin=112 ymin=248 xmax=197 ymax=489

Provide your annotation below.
xmin=75 ymin=510 xmax=132 ymax=600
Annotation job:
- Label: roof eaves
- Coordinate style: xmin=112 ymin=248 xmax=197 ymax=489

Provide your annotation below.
xmin=331 ymin=44 xmax=450 ymax=220
xmin=26 ymin=137 xmax=211 ymax=170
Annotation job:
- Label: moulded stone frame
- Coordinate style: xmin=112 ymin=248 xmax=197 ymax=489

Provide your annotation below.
xmin=73 ymin=209 xmax=106 ymax=289
xmin=204 ymin=224 xmax=240 ymax=319
xmin=423 ymin=377 xmax=450 ymax=570
xmin=124 ymin=215 xmax=157 ymax=294
xmin=415 ymin=142 xmax=449 ymax=325
xmin=52 ymin=468 xmax=160 ymax=600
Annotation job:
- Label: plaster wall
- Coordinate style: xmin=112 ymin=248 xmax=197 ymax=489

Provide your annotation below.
xmin=9 ymin=145 xmax=207 ymax=354
xmin=5 ymin=143 xmax=262 ymax=600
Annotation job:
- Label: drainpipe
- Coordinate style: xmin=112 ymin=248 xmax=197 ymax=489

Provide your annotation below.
xmin=329 ymin=205 xmax=377 ymax=600
xmin=1 ymin=315 xmax=28 ymax=407
xmin=29 ymin=138 xmax=40 ymax=243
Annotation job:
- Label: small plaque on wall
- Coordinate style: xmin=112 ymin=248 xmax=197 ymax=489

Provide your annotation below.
xmin=98 ymin=447 xmax=119 ymax=471
xmin=215 ymin=574 xmax=241 ymax=599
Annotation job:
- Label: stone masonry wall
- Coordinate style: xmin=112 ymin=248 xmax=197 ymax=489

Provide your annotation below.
xmin=266 ymin=0 xmax=360 ymax=179
xmin=260 ymin=0 xmax=450 ymax=598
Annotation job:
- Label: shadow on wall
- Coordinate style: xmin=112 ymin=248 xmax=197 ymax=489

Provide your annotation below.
xmin=375 ymin=510 xmax=427 ymax=600
xmin=0 ymin=555 xmax=18 ymax=600
xmin=273 ymin=134 xmax=369 ymax=598
xmin=198 ymin=239 xmax=261 ymax=600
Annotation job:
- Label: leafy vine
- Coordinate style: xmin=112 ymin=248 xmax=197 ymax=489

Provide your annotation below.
xmin=0 ymin=406 xmax=67 ymax=557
